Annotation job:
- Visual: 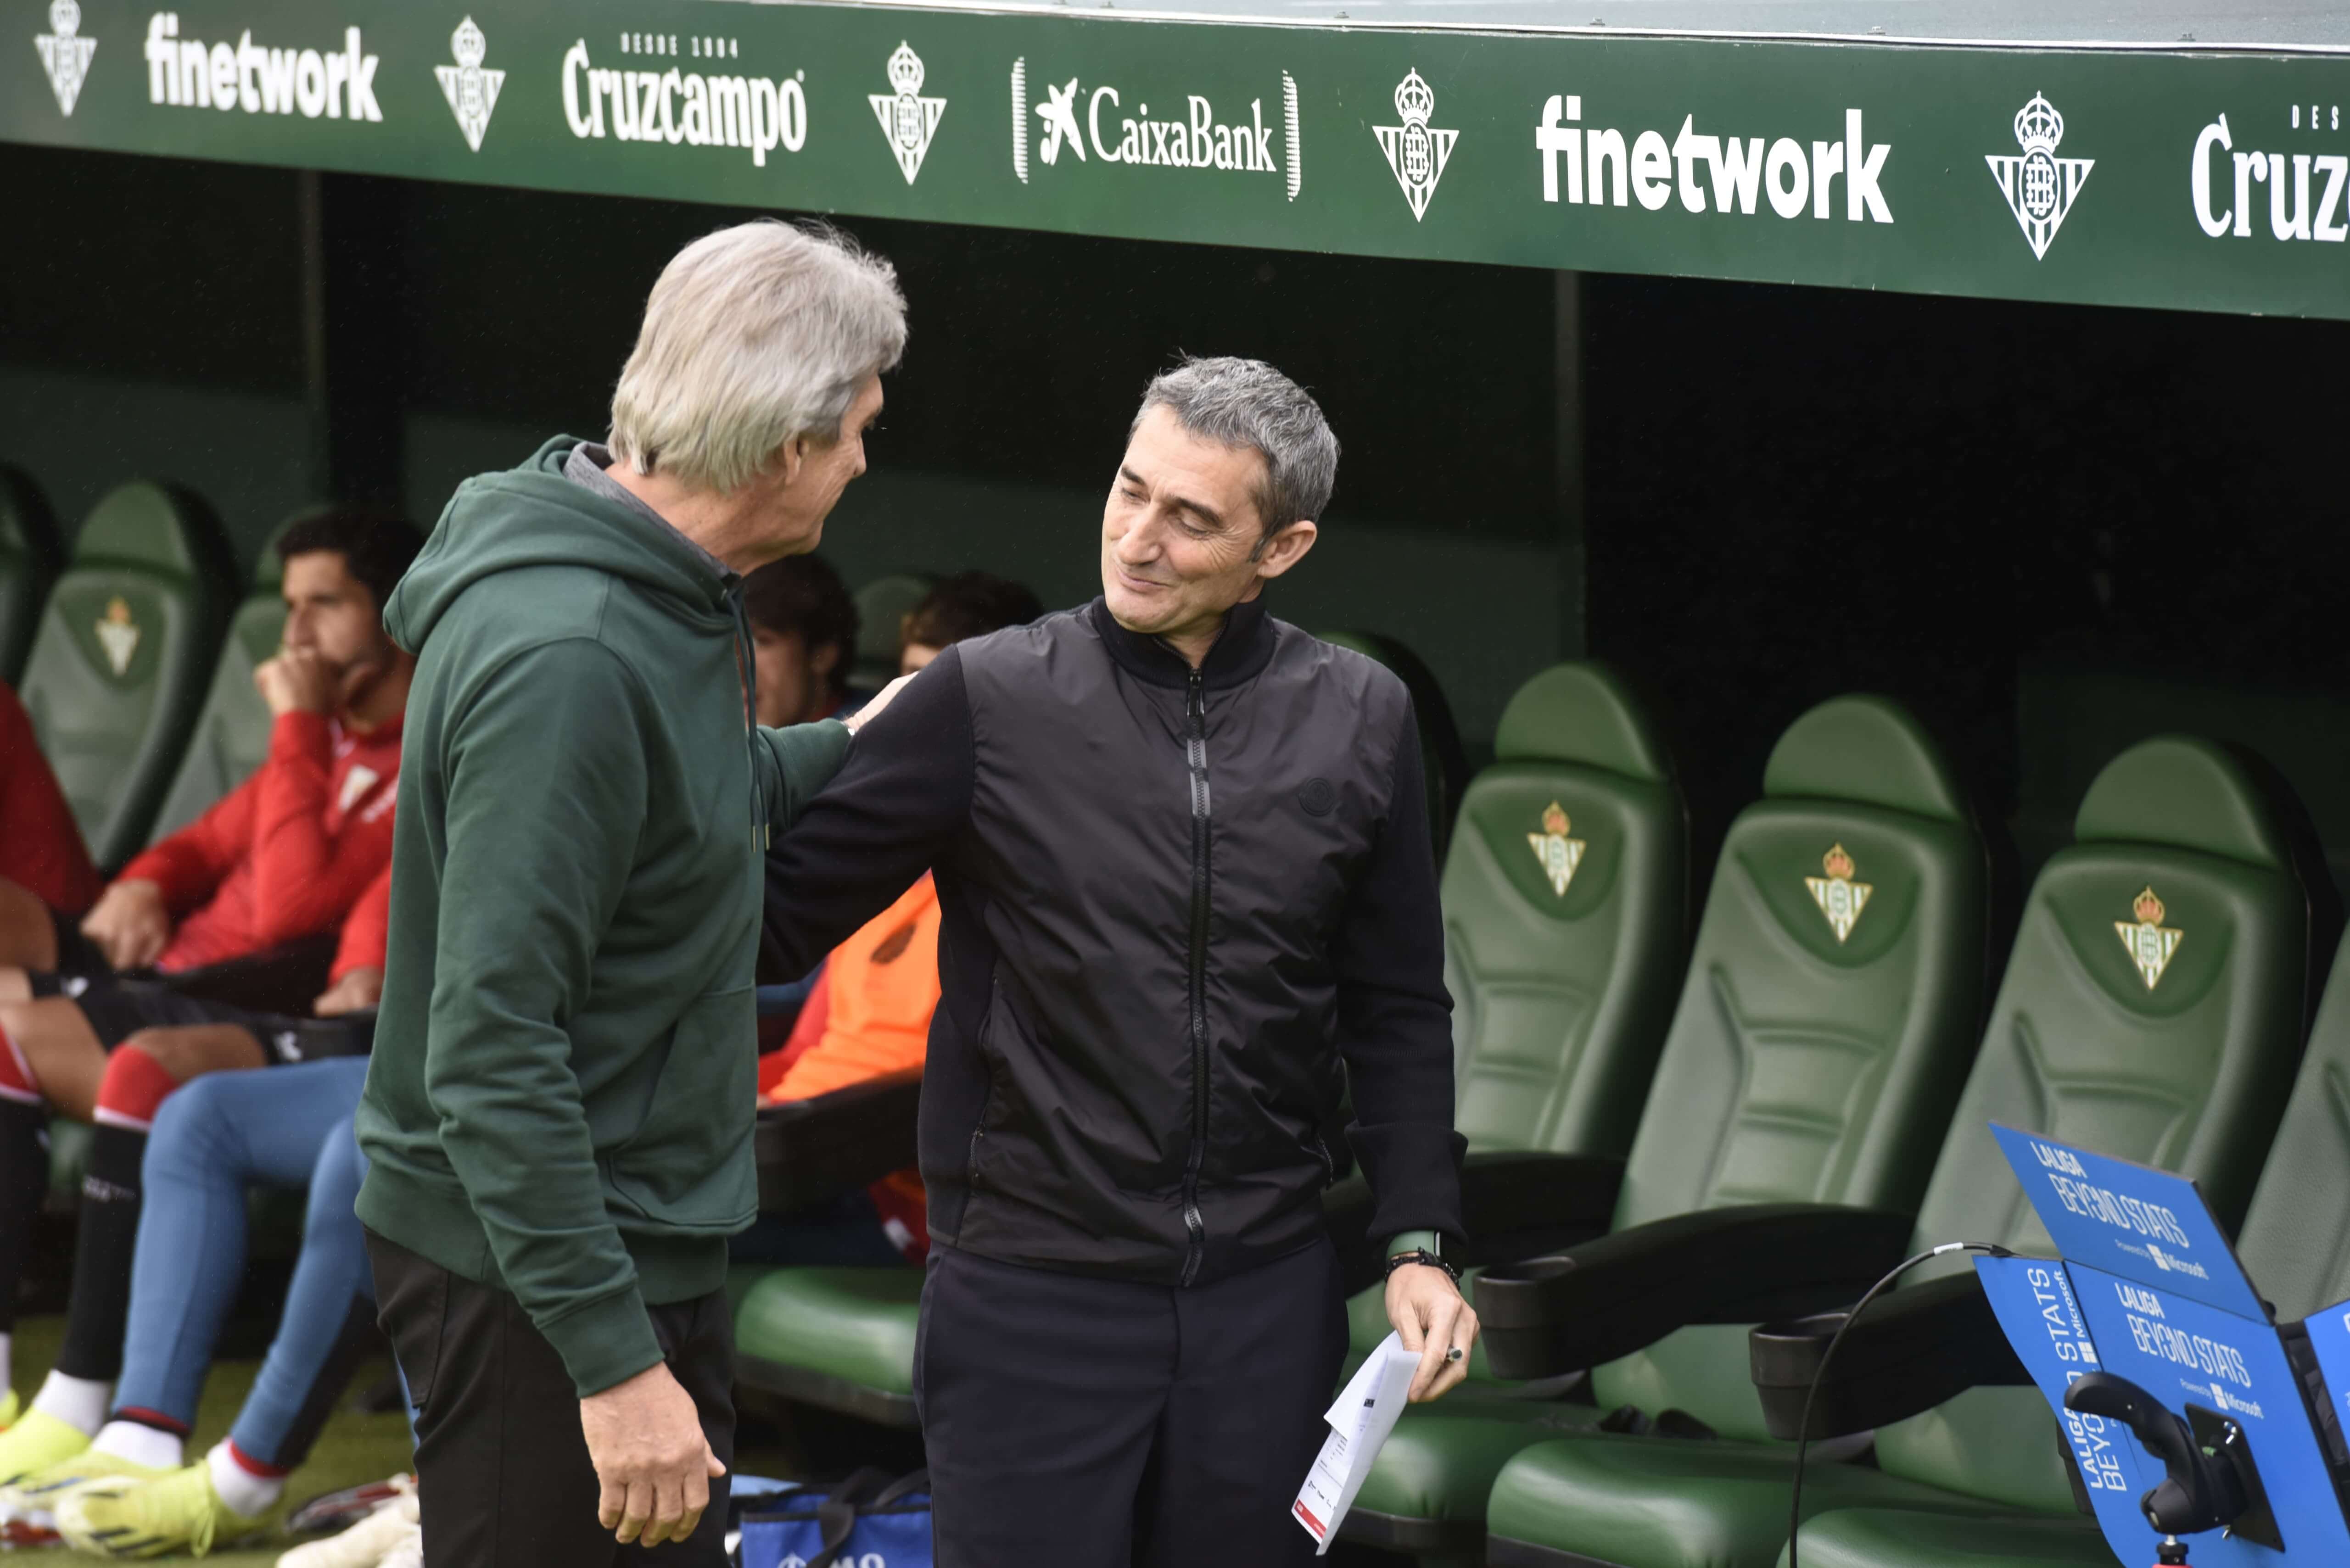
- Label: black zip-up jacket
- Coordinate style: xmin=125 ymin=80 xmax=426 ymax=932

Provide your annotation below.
xmin=763 ymin=597 xmax=1464 ymax=1286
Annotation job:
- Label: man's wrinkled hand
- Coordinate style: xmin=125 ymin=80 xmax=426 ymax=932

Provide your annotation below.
xmin=844 ymin=673 xmax=915 ymax=735
xmin=78 ymin=879 xmax=170 ymax=972
xmin=1387 ymin=1262 xmax=1479 ymax=1403
xmin=580 ymin=1362 xmax=726 ymax=1547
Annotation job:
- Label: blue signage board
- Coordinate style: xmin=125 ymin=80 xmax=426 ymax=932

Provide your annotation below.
xmin=1975 ymin=1253 xmax=2157 ymax=1548
xmin=2302 ymin=1298 xmax=2350 ymax=1447
xmin=1982 ymin=1126 xmax=2350 ymax=1565
xmin=1989 ymin=1122 xmax=2266 ymax=1321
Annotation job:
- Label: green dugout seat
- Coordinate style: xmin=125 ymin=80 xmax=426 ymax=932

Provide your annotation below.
xmin=1332 ymin=662 xmax=1683 ymax=1358
xmin=17 ymin=481 xmax=231 ymax=870
xmin=146 ymin=514 xmax=301 ymax=843
xmin=1483 ymin=735 xmax=2315 ymax=1568
xmin=1319 ymin=630 xmax=1475 ymax=865
xmin=1348 ymin=695 xmax=1992 ymax=1558
xmin=0 ymin=465 xmax=62 ymax=685
xmin=1785 ymin=916 xmax=2350 ymax=1568
xmin=735 ymin=1266 xmax=923 ymax=1429
xmin=849 ymin=573 xmax=933 ymax=695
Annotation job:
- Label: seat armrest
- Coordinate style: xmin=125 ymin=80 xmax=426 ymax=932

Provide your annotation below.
xmin=754 ymin=1068 xmax=921 ymax=1215
xmin=1477 ymin=1203 xmax=1914 ymax=1381
xmin=1749 ymin=1268 xmax=2029 ymax=1440
xmin=1322 ymin=1151 xmax=1625 ymax=1296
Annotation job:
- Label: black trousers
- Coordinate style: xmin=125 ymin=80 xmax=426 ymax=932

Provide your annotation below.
xmin=915 ymin=1236 xmax=1347 ymax=1568
xmin=364 ymin=1230 xmax=735 ymax=1568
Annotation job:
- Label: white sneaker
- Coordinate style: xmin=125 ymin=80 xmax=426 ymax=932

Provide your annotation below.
xmin=277 ymin=1479 xmax=419 ymax=1568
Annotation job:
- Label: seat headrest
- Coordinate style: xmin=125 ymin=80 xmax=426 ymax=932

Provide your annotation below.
xmin=2074 ymin=736 xmax=2289 ymax=871
xmin=72 ymin=482 xmax=221 ymax=581
xmin=1494 ymin=663 xmax=1671 ymax=782
xmin=1762 ymin=695 xmax=1968 ymax=824
xmin=0 ymin=466 xmax=57 ymax=568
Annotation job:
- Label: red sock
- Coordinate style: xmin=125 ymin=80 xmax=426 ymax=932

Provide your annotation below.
xmin=0 ymin=1022 xmax=38 ymax=1106
xmin=91 ymin=1047 xmax=176 ymax=1133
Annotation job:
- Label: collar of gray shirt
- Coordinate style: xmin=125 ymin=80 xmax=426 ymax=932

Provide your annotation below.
xmin=563 ymin=441 xmax=732 ymax=580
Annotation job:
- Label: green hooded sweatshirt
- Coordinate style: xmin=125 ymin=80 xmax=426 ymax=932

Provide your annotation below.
xmin=355 ymin=437 xmax=852 ymax=1397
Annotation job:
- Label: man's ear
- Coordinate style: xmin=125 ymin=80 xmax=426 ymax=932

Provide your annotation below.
xmin=775 ymin=434 xmax=808 ymax=488
xmin=1253 ymin=520 xmax=1319 ymax=582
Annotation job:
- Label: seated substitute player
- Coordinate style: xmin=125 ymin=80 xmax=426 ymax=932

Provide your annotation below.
xmin=740 ymin=573 xmax=1042 ymax=1269
xmin=744 ymin=553 xmax=859 ymax=729
xmin=0 ymin=873 xmax=387 ymax=1539
xmin=0 ymin=512 xmax=420 ymax=1440
xmin=0 ymin=683 xmax=101 ymax=920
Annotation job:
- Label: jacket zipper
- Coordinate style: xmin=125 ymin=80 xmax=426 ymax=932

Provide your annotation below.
xmin=1180 ymin=665 xmax=1211 ymax=1286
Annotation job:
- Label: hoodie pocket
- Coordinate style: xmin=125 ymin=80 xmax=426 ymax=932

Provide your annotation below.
xmin=606 ymin=985 xmax=758 ymax=1231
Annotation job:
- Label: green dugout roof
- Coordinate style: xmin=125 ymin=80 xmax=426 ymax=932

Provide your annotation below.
xmin=13 ymin=0 xmax=2350 ymax=316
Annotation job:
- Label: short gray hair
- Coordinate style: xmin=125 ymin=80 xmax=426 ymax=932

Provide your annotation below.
xmin=610 ymin=220 xmax=907 ymax=495
xmin=1133 ymin=356 xmax=1339 ymax=533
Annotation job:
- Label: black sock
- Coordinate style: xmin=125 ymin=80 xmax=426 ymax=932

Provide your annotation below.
xmin=54 ymin=1124 xmax=146 ymax=1382
xmin=0 ymin=1100 xmax=50 ymax=1337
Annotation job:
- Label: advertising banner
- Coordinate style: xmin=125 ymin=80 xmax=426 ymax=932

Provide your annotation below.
xmin=9 ymin=0 xmax=2350 ymax=318
xmin=1983 ymin=1127 xmax=2350 ymax=1565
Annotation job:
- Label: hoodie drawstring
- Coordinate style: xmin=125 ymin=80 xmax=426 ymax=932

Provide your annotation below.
xmin=727 ymin=580 xmax=769 ymax=849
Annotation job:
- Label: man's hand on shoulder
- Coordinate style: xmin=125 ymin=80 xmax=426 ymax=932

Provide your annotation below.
xmin=844 ymin=672 xmax=916 ymax=736
xmin=1387 ymin=1260 xmax=1479 ymax=1403
xmin=579 ymin=1361 xmax=726 ymax=1547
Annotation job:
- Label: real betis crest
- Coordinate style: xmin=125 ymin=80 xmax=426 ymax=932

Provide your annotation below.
xmin=34 ymin=0 xmax=95 ymax=117
xmin=1374 ymin=69 xmax=1456 ymax=222
xmin=434 ymin=17 xmax=504 ymax=154
xmin=95 ymin=595 xmax=139 ymax=676
xmin=2116 ymin=886 xmax=2183 ymax=990
xmin=1527 ymin=801 xmax=1585 ymax=897
xmin=1987 ymin=92 xmax=2092 ymax=260
xmin=1805 ymin=844 xmax=1872 ymax=943
xmin=871 ymin=41 xmax=946 ymax=185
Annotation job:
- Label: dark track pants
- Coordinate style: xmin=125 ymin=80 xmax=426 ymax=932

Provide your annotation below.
xmin=365 ymin=1230 xmax=735 ymax=1568
xmin=915 ymin=1237 xmax=1347 ymax=1568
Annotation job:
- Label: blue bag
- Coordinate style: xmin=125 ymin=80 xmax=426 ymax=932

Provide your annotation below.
xmin=736 ymin=1468 xmax=932 ymax=1568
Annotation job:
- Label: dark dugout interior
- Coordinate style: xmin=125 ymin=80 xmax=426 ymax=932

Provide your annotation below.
xmin=6 ymin=139 xmax=2347 ymax=898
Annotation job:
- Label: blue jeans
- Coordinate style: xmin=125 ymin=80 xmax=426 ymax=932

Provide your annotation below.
xmin=112 ymin=1057 xmax=375 ymax=1469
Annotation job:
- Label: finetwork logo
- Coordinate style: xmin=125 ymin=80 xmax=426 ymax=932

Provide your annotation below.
xmin=1535 ymin=95 xmax=1893 ymax=224
xmin=1987 ymin=92 xmax=2091 ymax=258
xmin=870 ymin=41 xmax=944 ymax=184
xmin=34 ymin=0 xmax=95 ymax=116
xmin=1010 ymin=58 xmax=1302 ymax=201
xmin=1374 ymin=68 xmax=1455 ymax=221
xmin=435 ymin=15 xmax=503 ymax=152
xmin=141 ymin=13 xmax=382 ymax=121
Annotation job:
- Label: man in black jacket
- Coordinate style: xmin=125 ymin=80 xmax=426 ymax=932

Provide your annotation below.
xmin=763 ymin=356 xmax=1472 ymax=1566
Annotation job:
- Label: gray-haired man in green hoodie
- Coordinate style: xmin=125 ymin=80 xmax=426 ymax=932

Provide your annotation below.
xmin=355 ymin=221 xmax=910 ymax=1567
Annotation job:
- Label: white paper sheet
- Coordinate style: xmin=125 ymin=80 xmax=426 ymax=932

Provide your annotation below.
xmin=1292 ymin=1332 xmax=1423 ymax=1554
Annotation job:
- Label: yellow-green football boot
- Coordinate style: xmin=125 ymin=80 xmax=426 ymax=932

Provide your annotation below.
xmin=0 ymin=1440 xmax=165 ymax=1534
xmin=0 ymin=1389 xmax=22 ymax=1429
xmin=57 ymin=1460 xmax=279 ymax=1559
xmin=0 ymin=1410 xmax=95 ymax=1493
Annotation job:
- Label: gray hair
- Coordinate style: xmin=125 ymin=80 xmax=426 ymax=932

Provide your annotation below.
xmin=1132 ymin=356 xmax=1339 ymax=534
xmin=609 ymin=220 xmax=907 ymax=495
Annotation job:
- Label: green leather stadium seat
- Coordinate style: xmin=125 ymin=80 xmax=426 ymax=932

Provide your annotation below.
xmin=1486 ymin=736 xmax=2312 ymax=1568
xmin=1353 ymin=695 xmax=1990 ymax=1555
xmin=146 ymin=516 xmax=301 ymax=842
xmin=735 ymin=1267 xmax=923 ymax=1430
xmin=0 ymin=466 xmax=61 ymax=685
xmin=17 ymin=482 xmax=231 ymax=869
xmin=1787 ymin=915 xmax=2350 ymax=1568
xmin=849 ymin=573 xmax=933 ymax=695
xmin=1318 ymin=630 xmax=1474 ymax=864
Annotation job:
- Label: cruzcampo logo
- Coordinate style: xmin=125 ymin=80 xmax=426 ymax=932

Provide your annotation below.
xmin=1988 ymin=92 xmax=2092 ymax=259
xmin=870 ymin=41 xmax=944 ymax=185
xmin=2117 ymin=886 xmax=2183 ymax=990
xmin=95 ymin=595 xmax=139 ymax=676
xmin=1375 ymin=68 xmax=1456 ymax=222
xmin=435 ymin=16 xmax=504 ymax=153
xmin=1527 ymin=801 xmax=1585 ymax=897
xmin=1805 ymin=844 xmax=1872 ymax=943
xmin=34 ymin=0 xmax=95 ymax=116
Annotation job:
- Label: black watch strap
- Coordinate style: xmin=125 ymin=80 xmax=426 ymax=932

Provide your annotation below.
xmin=1382 ymin=1247 xmax=1460 ymax=1286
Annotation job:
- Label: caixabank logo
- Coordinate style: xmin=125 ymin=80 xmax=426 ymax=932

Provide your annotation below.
xmin=1010 ymin=58 xmax=1303 ymax=201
